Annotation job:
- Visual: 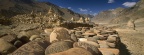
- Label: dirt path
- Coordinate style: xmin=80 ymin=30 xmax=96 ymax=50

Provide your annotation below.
xmin=116 ymin=29 xmax=144 ymax=55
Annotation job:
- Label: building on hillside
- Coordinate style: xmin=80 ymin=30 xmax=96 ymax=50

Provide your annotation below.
xmin=85 ymin=17 xmax=91 ymax=23
xmin=127 ymin=19 xmax=135 ymax=30
xmin=77 ymin=17 xmax=85 ymax=23
xmin=71 ymin=17 xmax=75 ymax=22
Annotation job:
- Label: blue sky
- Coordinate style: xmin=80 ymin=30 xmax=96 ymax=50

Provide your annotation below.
xmin=38 ymin=0 xmax=139 ymax=15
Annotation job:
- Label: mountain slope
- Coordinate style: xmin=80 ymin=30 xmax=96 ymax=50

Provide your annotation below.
xmin=0 ymin=0 xmax=81 ymax=20
xmin=111 ymin=0 xmax=144 ymax=24
xmin=92 ymin=0 xmax=144 ymax=24
xmin=111 ymin=0 xmax=144 ymax=23
xmin=92 ymin=8 xmax=124 ymax=24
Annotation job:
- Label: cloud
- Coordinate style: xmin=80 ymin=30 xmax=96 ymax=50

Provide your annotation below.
xmin=122 ymin=2 xmax=136 ymax=7
xmin=93 ymin=13 xmax=98 ymax=16
xmin=90 ymin=11 xmax=92 ymax=12
xmin=108 ymin=0 xmax=115 ymax=3
xmin=67 ymin=7 xmax=74 ymax=10
xmin=109 ymin=9 xmax=115 ymax=11
xmin=79 ymin=8 xmax=88 ymax=12
xmin=59 ymin=6 xmax=64 ymax=8
xmin=68 ymin=7 xmax=72 ymax=9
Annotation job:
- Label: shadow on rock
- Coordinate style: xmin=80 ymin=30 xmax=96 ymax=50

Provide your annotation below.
xmin=119 ymin=42 xmax=131 ymax=55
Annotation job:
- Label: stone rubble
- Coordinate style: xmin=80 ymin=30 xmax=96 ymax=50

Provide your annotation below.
xmin=2 ymin=25 xmax=120 ymax=55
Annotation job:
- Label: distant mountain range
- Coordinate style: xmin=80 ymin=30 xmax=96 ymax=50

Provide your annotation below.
xmin=92 ymin=0 xmax=144 ymax=24
xmin=80 ymin=14 xmax=94 ymax=19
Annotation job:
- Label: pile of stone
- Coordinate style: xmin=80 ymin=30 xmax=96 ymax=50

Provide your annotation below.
xmin=0 ymin=25 xmax=120 ymax=55
xmin=46 ymin=27 xmax=120 ymax=55
xmin=70 ymin=26 xmax=120 ymax=55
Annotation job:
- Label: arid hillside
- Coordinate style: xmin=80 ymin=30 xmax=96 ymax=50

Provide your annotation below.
xmin=92 ymin=8 xmax=124 ymax=24
xmin=0 ymin=0 xmax=82 ymax=20
xmin=92 ymin=0 xmax=144 ymax=25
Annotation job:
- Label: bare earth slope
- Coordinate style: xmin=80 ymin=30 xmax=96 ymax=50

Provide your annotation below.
xmin=0 ymin=0 xmax=82 ymax=20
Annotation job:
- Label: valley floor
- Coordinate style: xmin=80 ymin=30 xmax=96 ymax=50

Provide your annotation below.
xmin=115 ymin=29 xmax=144 ymax=55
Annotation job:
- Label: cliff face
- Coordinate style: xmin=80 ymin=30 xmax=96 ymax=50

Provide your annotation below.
xmin=92 ymin=0 xmax=144 ymax=24
xmin=0 ymin=0 xmax=81 ymax=20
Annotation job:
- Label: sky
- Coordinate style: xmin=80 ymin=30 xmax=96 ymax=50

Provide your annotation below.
xmin=38 ymin=0 xmax=139 ymax=15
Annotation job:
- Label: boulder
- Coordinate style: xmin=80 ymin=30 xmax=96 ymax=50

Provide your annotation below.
xmin=99 ymin=44 xmax=109 ymax=48
xmin=86 ymin=37 xmax=98 ymax=43
xmin=74 ymin=27 xmax=82 ymax=31
xmin=17 ymin=31 xmax=30 ymax=43
xmin=44 ymin=29 xmax=53 ymax=36
xmin=97 ymin=40 xmax=109 ymax=48
xmin=99 ymin=49 xmax=115 ymax=55
xmin=34 ymin=38 xmax=43 ymax=41
xmin=82 ymin=30 xmax=96 ymax=37
xmin=77 ymin=27 xmax=83 ymax=30
xmin=93 ymin=36 xmax=100 ymax=40
xmin=75 ymin=31 xmax=83 ymax=38
xmin=14 ymin=40 xmax=23 ymax=48
xmin=108 ymin=34 xmax=119 ymax=38
xmin=73 ymin=42 xmax=102 ymax=55
xmin=78 ymin=38 xmax=88 ymax=42
xmin=100 ymin=30 xmax=109 ymax=35
xmin=17 ymin=30 xmax=40 ymax=39
xmin=104 ymin=30 xmax=117 ymax=35
xmin=68 ymin=30 xmax=75 ymax=34
xmin=107 ymin=34 xmax=120 ymax=46
xmin=81 ymin=28 xmax=86 ymax=33
xmin=97 ymin=35 xmax=107 ymax=40
xmin=10 ymin=39 xmax=49 ymax=55
xmin=24 ymin=30 xmax=40 ymax=37
xmin=107 ymin=36 xmax=117 ymax=43
xmin=49 ymin=47 xmax=93 ymax=55
xmin=0 ymin=38 xmax=17 ymax=54
xmin=45 ymin=41 xmax=73 ymax=55
xmin=106 ymin=42 xmax=116 ymax=48
xmin=49 ymin=27 xmax=71 ymax=43
xmin=1 ymin=34 xmax=17 ymax=43
xmin=29 ymin=35 xmax=40 ymax=41
xmin=78 ymin=37 xmax=98 ymax=43
xmin=99 ymin=48 xmax=119 ymax=55
xmin=70 ymin=34 xmax=78 ymax=42
xmin=93 ymin=29 xmax=101 ymax=34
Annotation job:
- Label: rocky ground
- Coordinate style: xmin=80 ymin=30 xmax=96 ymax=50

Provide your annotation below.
xmin=1 ymin=21 xmax=143 ymax=55
xmin=116 ymin=29 xmax=144 ymax=55
xmin=0 ymin=23 xmax=121 ymax=55
xmin=93 ymin=23 xmax=144 ymax=55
